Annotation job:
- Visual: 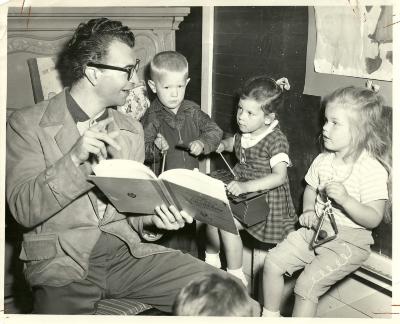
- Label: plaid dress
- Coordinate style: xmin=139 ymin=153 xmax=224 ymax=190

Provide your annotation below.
xmin=233 ymin=127 xmax=298 ymax=243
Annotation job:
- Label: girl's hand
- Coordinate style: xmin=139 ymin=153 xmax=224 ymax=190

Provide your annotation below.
xmin=188 ymin=140 xmax=204 ymax=156
xmin=216 ymin=142 xmax=225 ymax=153
xmin=154 ymin=133 xmax=169 ymax=152
xmin=226 ymin=180 xmax=247 ymax=196
xmin=299 ymin=210 xmax=319 ymax=229
xmin=324 ymin=181 xmax=350 ymax=206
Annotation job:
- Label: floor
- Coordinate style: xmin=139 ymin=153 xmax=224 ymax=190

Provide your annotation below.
xmin=5 ymin=229 xmax=392 ymax=318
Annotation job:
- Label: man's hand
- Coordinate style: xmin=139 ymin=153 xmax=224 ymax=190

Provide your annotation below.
xmin=188 ymin=140 xmax=204 ymax=156
xmin=154 ymin=133 xmax=169 ymax=152
xmin=226 ymin=180 xmax=248 ymax=196
xmin=299 ymin=210 xmax=319 ymax=229
xmin=144 ymin=204 xmax=194 ymax=231
xmin=70 ymin=117 xmax=121 ymax=167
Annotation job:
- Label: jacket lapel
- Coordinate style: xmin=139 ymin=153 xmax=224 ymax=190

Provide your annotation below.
xmin=39 ymin=89 xmax=81 ymax=155
xmin=39 ymin=90 xmax=99 ymax=217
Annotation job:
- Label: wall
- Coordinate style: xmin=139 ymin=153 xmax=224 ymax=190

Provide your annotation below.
xmin=212 ymin=6 xmax=319 ymax=211
xmin=211 ymin=5 xmax=392 ymax=258
xmin=211 ymin=6 xmax=392 ymax=317
xmin=176 ymin=6 xmax=203 ymax=105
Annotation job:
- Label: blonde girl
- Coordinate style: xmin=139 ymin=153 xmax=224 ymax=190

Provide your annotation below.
xmin=262 ymin=85 xmax=390 ymax=317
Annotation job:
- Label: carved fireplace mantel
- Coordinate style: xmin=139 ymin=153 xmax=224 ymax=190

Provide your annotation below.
xmin=7 ymin=6 xmax=190 ymax=112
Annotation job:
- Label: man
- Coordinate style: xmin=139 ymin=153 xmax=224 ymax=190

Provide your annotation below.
xmin=6 ymin=17 xmax=258 ymax=315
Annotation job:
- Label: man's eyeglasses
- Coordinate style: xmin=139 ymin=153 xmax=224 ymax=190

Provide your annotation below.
xmin=87 ymin=59 xmax=140 ymax=81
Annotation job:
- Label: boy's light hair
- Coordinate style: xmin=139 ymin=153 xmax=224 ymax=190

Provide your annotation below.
xmin=173 ymin=273 xmax=254 ymax=316
xmin=150 ymin=51 xmax=189 ymax=80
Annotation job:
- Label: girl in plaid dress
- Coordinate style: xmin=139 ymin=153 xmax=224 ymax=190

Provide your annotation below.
xmin=204 ymin=76 xmax=298 ymax=286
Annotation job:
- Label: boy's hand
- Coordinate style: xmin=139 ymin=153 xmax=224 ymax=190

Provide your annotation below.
xmin=226 ymin=180 xmax=247 ymax=196
xmin=299 ymin=210 xmax=319 ymax=229
xmin=324 ymin=181 xmax=350 ymax=206
xmin=188 ymin=140 xmax=204 ymax=156
xmin=154 ymin=133 xmax=169 ymax=152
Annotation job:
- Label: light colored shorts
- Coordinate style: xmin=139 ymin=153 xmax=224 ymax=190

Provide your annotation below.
xmin=266 ymin=226 xmax=373 ymax=303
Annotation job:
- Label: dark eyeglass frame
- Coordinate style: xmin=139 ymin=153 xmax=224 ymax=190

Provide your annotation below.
xmin=87 ymin=59 xmax=140 ymax=81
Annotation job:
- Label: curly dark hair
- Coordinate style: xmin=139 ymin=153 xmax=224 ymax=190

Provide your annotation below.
xmin=238 ymin=75 xmax=284 ymax=115
xmin=57 ymin=17 xmax=135 ymax=86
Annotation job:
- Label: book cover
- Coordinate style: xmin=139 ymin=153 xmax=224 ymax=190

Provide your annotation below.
xmin=90 ymin=159 xmax=238 ymax=234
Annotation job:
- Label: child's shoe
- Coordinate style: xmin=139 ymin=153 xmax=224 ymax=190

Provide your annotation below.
xmin=227 ymin=267 xmax=248 ymax=287
xmin=261 ymin=307 xmax=281 ymax=317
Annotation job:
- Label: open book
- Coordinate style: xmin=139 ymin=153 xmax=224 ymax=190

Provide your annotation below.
xmin=90 ymin=159 xmax=238 ymax=234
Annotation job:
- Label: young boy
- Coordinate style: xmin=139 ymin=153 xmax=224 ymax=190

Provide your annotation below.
xmin=142 ymin=51 xmax=223 ymax=173
xmin=173 ymin=273 xmax=256 ymax=316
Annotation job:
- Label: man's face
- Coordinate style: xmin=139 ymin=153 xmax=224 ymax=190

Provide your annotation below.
xmin=96 ymin=40 xmax=139 ymax=107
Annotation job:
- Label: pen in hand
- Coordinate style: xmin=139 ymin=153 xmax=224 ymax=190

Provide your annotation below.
xmin=91 ymin=119 xmax=108 ymax=161
xmin=70 ymin=116 xmax=121 ymax=169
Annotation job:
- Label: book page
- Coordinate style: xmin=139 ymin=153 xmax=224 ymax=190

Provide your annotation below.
xmin=92 ymin=159 xmax=157 ymax=179
xmin=160 ymin=169 xmax=228 ymax=203
xmin=163 ymin=181 xmax=237 ymax=235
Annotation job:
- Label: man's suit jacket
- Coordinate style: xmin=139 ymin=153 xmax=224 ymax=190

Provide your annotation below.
xmin=6 ymin=89 xmax=171 ymax=287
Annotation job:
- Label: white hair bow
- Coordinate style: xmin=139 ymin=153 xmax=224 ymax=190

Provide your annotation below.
xmin=366 ymin=80 xmax=380 ymax=93
xmin=276 ymin=77 xmax=290 ymax=91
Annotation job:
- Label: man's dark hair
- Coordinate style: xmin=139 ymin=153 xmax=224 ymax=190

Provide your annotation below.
xmin=57 ymin=17 xmax=135 ymax=86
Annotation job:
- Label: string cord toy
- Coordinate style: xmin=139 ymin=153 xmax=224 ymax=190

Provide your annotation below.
xmin=311 ymin=194 xmax=338 ymax=248
xmin=311 ymin=159 xmax=353 ymax=248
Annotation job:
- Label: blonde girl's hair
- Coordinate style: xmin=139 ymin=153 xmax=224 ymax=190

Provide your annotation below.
xmin=323 ymin=86 xmax=392 ymax=222
xmin=238 ymin=76 xmax=285 ymax=115
xmin=150 ymin=51 xmax=189 ymax=80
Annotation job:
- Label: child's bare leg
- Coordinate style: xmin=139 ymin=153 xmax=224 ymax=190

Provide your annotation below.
xmin=262 ymin=256 xmax=285 ymax=317
xmin=220 ymin=230 xmax=247 ymax=286
xmin=280 ymin=275 xmax=296 ymax=315
xmin=292 ymin=295 xmax=317 ymax=317
xmin=220 ymin=230 xmax=243 ymax=269
xmin=205 ymin=225 xmax=220 ymax=253
xmin=204 ymin=225 xmax=221 ymax=268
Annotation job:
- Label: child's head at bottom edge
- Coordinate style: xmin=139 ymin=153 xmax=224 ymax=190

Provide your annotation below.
xmin=173 ymin=272 xmax=253 ymax=316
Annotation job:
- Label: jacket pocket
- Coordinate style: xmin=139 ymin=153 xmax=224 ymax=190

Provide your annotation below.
xmin=20 ymin=233 xmax=58 ymax=261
